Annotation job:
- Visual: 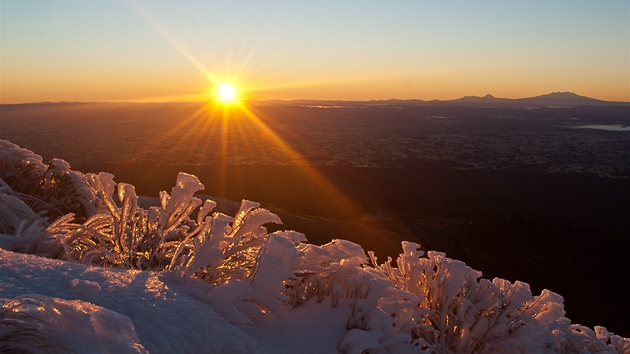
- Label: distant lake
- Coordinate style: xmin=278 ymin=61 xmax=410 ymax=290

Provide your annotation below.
xmin=571 ymin=124 xmax=630 ymax=131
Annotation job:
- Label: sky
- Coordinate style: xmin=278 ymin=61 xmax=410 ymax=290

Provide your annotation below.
xmin=0 ymin=0 xmax=628 ymax=103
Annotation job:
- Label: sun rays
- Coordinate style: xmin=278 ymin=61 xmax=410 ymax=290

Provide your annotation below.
xmin=120 ymin=1 xmax=362 ymax=217
xmin=120 ymin=97 xmax=360 ymax=217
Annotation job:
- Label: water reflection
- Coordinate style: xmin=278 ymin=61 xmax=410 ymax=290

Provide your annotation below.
xmin=571 ymin=124 xmax=630 ymax=131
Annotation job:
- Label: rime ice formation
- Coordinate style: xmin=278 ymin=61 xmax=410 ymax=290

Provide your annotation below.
xmin=0 ymin=139 xmax=628 ymax=353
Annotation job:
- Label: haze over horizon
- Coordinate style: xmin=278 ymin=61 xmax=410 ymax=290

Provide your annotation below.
xmin=1 ymin=90 xmax=627 ymax=104
xmin=1 ymin=1 xmax=628 ymax=104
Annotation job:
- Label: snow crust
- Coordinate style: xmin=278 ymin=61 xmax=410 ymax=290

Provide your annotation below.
xmin=0 ymin=248 xmax=262 ymax=353
xmin=1 ymin=139 xmax=629 ymax=353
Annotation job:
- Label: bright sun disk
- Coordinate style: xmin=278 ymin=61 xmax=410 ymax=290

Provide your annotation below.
xmin=217 ymin=84 xmax=237 ymax=103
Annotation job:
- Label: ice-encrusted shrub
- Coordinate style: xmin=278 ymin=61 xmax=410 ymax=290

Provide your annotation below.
xmin=279 ymin=237 xmax=373 ymax=307
xmin=172 ymin=199 xmax=282 ymax=281
xmin=193 ymin=230 xmax=379 ymax=324
xmin=0 ymin=140 xmax=96 ymax=222
xmin=50 ymin=171 xmax=283 ymax=272
xmin=591 ymin=326 xmax=630 ymax=353
xmin=0 ymin=190 xmax=46 ymax=246
xmin=43 ymin=169 xmax=301 ymax=322
xmin=368 ymin=244 xmax=557 ymax=353
xmin=553 ymin=322 xmax=630 ymax=354
xmin=0 ymin=184 xmax=63 ymax=257
xmin=70 ymin=171 xmax=216 ymax=269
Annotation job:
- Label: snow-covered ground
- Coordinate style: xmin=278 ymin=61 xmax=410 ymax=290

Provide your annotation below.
xmin=0 ymin=247 xmax=358 ymax=353
xmin=1 ymin=139 xmax=629 ymax=353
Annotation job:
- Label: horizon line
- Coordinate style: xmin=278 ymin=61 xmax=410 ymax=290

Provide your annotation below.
xmin=1 ymin=91 xmax=629 ymax=105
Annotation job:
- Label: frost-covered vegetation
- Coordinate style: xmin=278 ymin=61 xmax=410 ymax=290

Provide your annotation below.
xmin=0 ymin=139 xmax=628 ymax=353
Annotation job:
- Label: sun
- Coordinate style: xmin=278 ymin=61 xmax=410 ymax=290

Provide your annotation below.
xmin=217 ymin=84 xmax=238 ymax=103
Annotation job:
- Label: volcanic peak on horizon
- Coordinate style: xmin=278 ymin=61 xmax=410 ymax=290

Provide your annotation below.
xmin=458 ymin=94 xmax=499 ymax=101
xmin=540 ymin=91 xmax=592 ymax=100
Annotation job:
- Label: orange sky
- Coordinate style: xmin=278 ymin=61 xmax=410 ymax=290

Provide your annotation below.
xmin=1 ymin=1 xmax=628 ymax=103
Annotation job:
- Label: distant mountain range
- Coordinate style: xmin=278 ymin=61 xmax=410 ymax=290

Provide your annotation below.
xmin=249 ymin=92 xmax=630 ymax=108
xmin=3 ymin=92 xmax=628 ymax=108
